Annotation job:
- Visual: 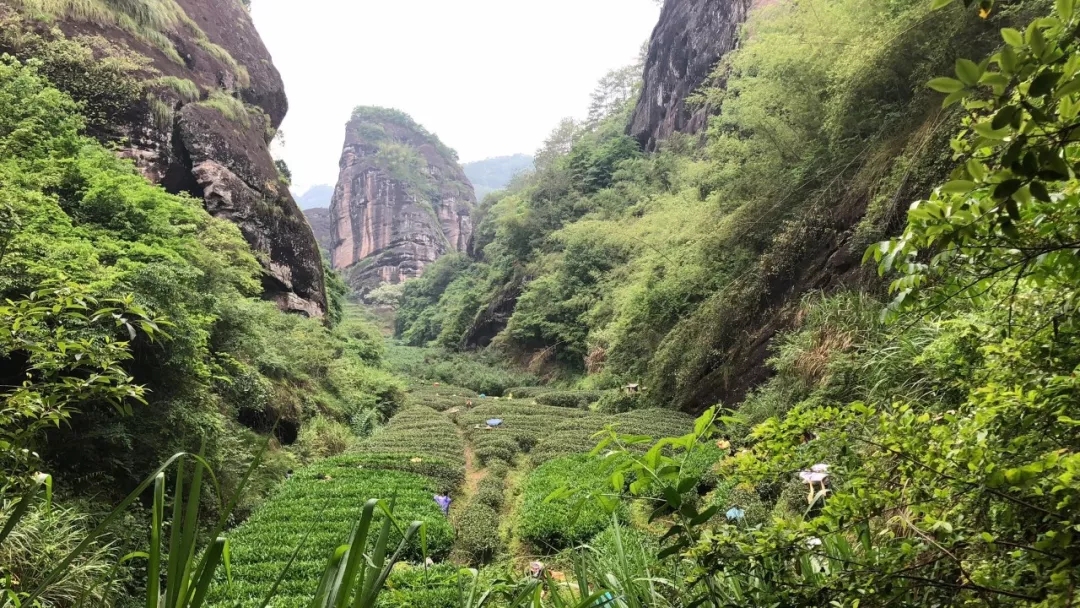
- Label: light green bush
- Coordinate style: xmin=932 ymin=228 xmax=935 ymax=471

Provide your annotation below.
xmin=454 ymin=500 xmax=501 ymax=564
xmin=516 ymin=455 xmax=625 ymax=551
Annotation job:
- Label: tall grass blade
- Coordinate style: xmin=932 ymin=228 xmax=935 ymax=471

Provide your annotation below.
xmin=165 ymin=454 xmax=186 ymax=608
xmin=148 ymin=472 xmax=165 ymax=608
xmin=173 ymin=440 xmax=207 ymax=605
xmin=187 ymin=537 xmax=226 ymax=608
xmin=333 ymin=499 xmax=377 ymax=608
xmin=310 ymin=546 xmax=349 ymax=608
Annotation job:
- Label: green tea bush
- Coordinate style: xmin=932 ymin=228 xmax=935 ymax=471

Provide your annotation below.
xmin=207 ymin=463 xmax=453 ymax=606
xmin=534 ymin=390 xmax=607 ymax=409
xmin=462 ymin=402 xmax=591 ymax=460
xmin=360 ymin=407 xmax=464 ymax=464
xmin=474 ymin=435 xmax=519 ymax=465
xmin=516 ymin=455 xmax=625 ymax=551
xmin=402 ymin=381 xmax=477 ymax=412
xmin=502 ymin=386 xmax=551 ymax=399
xmin=377 ymin=563 xmax=460 ymax=608
xmin=475 ymin=475 xmax=505 ymax=509
xmin=453 ymin=500 xmax=501 ymax=565
xmin=530 ymin=409 xmax=698 ymax=464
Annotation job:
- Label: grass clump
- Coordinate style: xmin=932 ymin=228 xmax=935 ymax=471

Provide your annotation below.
xmin=516 ymin=454 xmax=624 ymax=552
xmin=149 ymin=75 xmax=199 ymax=102
xmin=294 ymin=415 xmax=356 ymax=462
xmin=196 ymin=90 xmax=251 ymax=127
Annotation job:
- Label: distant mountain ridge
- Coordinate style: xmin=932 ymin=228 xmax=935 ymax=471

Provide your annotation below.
xmin=463 ymin=154 xmax=533 ymax=201
xmin=294 ymin=184 xmax=334 ymax=210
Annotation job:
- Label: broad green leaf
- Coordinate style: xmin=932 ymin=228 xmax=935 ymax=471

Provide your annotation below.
xmin=955 ymin=58 xmax=982 ymax=85
xmin=1001 ymin=27 xmax=1024 ymax=47
xmin=928 ymin=77 xmax=965 ymax=93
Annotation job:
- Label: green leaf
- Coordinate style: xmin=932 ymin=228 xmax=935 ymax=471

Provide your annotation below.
xmin=940 ymin=180 xmax=975 ymax=194
xmin=955 ymin=58 xmax=982 ymax=85
xmin=928 ymin=77 xmax=965 ymax=93
xmin=1001 ymin=27 xmax=1024 ymax=47
xmin=1058 ymin=0 xmax=1074 ymax=21
xmin=931 ymin=0 xmax=958 ymax=8
xmin=994 ymin=179 xmax=1023 ymax=200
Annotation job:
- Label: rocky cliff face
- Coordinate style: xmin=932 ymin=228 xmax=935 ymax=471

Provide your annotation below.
xmin=330 ymin=107 xmax=475 ymax=293
xmin=0 ymin=0 xmax=326 ymax=317
xmin=629 ymin=0 xmax=753 ymax=151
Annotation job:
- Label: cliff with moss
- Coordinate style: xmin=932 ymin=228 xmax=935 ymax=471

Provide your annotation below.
xmin=0 ymin=0 xmax=326 ymax=316
xmin=329 ymin=107 xmax=476 ymax=293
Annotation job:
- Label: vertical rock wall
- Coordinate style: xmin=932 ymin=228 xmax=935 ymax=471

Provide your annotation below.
xmin=0 ymin=0 xmax=327 ymax=317
xmin=629 ymin=0 xmax=753 ymax=151
xmin=329 ymin=107 xmax=475 ymax=293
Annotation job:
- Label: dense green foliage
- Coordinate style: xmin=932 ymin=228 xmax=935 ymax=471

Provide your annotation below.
xmin=384 ymin=344 xmax=536 ymax=396
xmin=516 ymin=455 xmax=625 ymax=551
xmin=0 ymin=56 xmax=397 ymax=497
xmin=393 ymin=0 xmax=1046 ymax=408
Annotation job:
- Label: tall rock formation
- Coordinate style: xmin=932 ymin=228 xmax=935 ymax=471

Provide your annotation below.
xmin=329 ymin=107 xmax=475 ymax=292
xmin=0 ymin=0 xmax=326 ymax=317
xmin=629 ymin=0 xmax=753 ymax=151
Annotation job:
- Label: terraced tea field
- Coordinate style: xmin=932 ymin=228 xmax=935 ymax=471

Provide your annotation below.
xmin=209 ymin=381 xmax=709 ymax=602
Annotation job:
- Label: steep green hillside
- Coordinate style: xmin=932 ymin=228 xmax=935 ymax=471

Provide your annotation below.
xmin=395 ymin=0 xmax=1049 ymax=409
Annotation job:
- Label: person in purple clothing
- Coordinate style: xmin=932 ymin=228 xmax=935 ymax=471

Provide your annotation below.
xmin=434 ymin=493 xmax=451 ymax=516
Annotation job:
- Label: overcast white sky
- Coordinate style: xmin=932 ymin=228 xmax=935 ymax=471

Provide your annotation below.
xmin=251 ymin=0 xmax=660 ymax=193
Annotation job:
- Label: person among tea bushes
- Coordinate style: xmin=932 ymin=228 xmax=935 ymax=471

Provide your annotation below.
xmin=434 ymin=492 xmax=451 ymax=515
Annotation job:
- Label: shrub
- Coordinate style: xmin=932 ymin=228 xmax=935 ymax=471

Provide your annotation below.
xmin=534 ymin=390 xmax=607 ymax=409
xmin=453 ymin=500 xmax=501 ymax=565
xmin=516 ymin=455 xmax=625 ymax=551
xmin=294 ymin=416 xmax=356 ymax=462
xmin=383 ymin=345 xmax=537 ymax=396
xmin=593 ymin=391 xmax=641 ymax=414
xmin=475 ymin=475 xmax=505 ymax=509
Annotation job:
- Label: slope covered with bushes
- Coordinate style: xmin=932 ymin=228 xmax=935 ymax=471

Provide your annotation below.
xmin=394 ymin=0 xmax=1049 ymax=409
xmin=0 ymin=54 xmax=401 ymax=596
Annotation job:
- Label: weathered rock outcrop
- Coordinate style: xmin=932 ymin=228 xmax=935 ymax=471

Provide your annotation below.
xmin=330 ymin=107 xmax=475 ymax=293
xmin=629 ymin=0 xmax=753 ymax=151
xmin=0 ymin=0 xmax=326 ymax=317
